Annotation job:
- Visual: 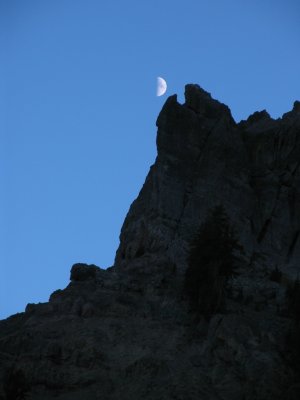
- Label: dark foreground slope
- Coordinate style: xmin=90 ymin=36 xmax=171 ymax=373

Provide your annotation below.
xmin=1 ymin=85 xmax=300 ymax=400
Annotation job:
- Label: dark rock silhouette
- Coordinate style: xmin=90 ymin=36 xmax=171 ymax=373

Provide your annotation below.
xmin=1 ymin=84 xmax=300 ymax=399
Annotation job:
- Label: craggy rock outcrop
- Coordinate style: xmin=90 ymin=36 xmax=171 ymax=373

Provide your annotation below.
xmin=115 ymin=84 xmax=300 ymax=280
xmin=1 ymin=85 xmax=300 ymax=400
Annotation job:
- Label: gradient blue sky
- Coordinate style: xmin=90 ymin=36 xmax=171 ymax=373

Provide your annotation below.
xmin=1 ymin=0 xmax=300 ymax=319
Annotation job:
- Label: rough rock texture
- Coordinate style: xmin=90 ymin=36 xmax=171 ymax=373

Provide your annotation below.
xmin=115 ymin=85 xmax=300 ymax=279
xmin=1 ymin=84 xmax=300 ymax=400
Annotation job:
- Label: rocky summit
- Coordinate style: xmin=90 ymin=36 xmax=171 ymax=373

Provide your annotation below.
xmin=1 ymin=84 xmax=300 ymax=400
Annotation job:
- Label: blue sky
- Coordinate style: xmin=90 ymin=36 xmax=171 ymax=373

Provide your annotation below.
xmin=1 ymin=0 xmax=300 ymax=319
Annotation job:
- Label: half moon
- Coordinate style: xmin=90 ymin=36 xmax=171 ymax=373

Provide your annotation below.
xmin=156 ymin=77 xmax=167 ymax=96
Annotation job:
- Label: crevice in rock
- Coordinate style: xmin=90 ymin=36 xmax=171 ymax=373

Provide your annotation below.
xmin=291 ymin=160 xmax=300 ymax=177
xmin=136 ymin=246 xmax=145 ymax=258
xmin=257 ymin=218 xmax=271 ymax=244
xmin=287 ymin=231 xmax=300 ymax=260
xmin=256 ymin=184 xmax=282 ymax=244
xmin=288 ymin=186 xmax=297 ymax=220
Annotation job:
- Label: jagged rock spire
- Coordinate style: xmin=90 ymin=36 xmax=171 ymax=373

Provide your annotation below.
xmin=115 ymin=84 xmax=300 ymax=279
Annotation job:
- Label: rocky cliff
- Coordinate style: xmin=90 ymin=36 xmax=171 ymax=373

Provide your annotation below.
xmin=1 ymin=84 xmax=300 ymax=400
xmin=116 ymin=85 xmax=300 ymax=278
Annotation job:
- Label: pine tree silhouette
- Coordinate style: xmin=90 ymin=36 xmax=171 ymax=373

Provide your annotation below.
xmin=185 ymin=205 xmax=242 ymax=319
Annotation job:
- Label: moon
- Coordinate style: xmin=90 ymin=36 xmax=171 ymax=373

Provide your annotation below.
xmin=156 ymin=77 xmax=167 ymax=96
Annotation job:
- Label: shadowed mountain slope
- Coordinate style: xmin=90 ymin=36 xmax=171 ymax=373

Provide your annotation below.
xmin=1 ymin=85 xmax=300 ymax=400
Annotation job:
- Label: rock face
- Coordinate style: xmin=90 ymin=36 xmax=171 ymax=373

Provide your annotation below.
xmin=115 ymin=84 xmax=300 ymax=279
xmin=1 ymin=84 xmax=300 ymax=400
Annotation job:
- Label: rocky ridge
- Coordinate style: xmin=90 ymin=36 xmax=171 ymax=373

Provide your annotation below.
xmin=1 ymin=84 xmax=300 ymax=400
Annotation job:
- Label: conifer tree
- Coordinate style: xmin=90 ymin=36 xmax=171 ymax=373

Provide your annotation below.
xmin=185 ymin=205 xmax=241 ymax=319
